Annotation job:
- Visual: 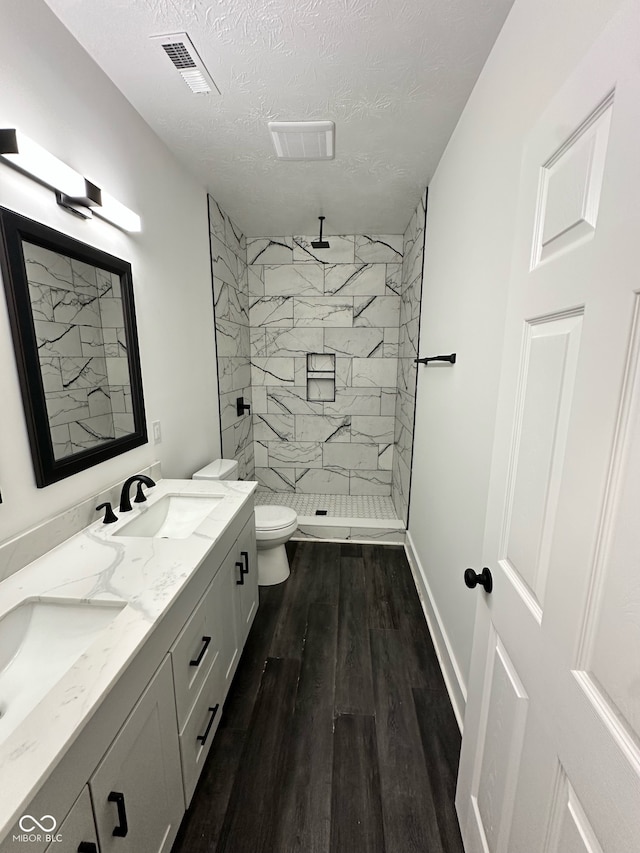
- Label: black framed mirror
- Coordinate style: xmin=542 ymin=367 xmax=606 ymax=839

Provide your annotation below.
xmin=0 ymin=207 xmax=147 ymax=487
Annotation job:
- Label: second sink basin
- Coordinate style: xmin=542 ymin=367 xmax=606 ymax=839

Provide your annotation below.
xmin=0 ymin=598 xmax=126 ymax=743
xmin=113 ymin=494 xmax=223 ymax=539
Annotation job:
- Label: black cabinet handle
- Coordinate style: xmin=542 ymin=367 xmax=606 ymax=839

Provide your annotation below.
xmin=236 ymin=560 xmax=244 ymax=585
xmin=189 ymin=635 xmax=211 ymax=667
xmin=78 ymin=844 xmax=98 ymax=853
xmin=241 ymin=550 xmax=249 ymax=575
xmin=464 ymin=567 xmax=493 ymax=594
xmin=108 ymin=791 xmax=128 ymax=837
xmin=196 ymin=704 xmax=220 ymax=745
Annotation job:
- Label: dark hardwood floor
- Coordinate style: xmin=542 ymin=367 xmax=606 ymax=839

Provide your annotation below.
xmin=172 ymin=541 xmax=465 ymax=853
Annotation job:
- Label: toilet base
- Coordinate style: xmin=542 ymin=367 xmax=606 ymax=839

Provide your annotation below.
xmin=257 ymin=543 xmax=290 ymax=586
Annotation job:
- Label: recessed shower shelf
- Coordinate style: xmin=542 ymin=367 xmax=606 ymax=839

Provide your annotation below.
xmin=306 ymin=353 xmax=336 ymax=402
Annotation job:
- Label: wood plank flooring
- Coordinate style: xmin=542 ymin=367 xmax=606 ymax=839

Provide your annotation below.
xmin=171 ymin=541 xmax=464 ymax=853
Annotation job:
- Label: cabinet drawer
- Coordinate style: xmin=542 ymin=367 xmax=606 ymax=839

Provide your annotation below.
xmin=171 ymin=587 xmax=217 ymax=728
xmin=179 ymin=661 xmax=224 ymax=806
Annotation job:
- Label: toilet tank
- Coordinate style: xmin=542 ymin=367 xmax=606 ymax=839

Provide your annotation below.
xmin=192 ymin=459 xmax=239 ymax=481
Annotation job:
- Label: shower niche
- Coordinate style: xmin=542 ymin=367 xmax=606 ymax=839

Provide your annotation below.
xmin=306 ymin=353 xmax=335 ymax=402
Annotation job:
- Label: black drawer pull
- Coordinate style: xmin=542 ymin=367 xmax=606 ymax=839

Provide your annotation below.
xmin=189 ymin=635 xmax=211 ymax=667
xmin=78 ymin=844 xmax=98 ymax=853
xmin=236 ymin=560 xmax=244 ymax=585
xmin=108 ymin=791 xmax=128 ymax=837
xmin=241 ymin=550 xmax=249 ymax=574
xmin=197 ymin=704 xmax=220 ymax=745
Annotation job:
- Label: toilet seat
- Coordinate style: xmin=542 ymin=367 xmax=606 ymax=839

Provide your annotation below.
xmin=254 ymin=505 xmax=297 ymax=532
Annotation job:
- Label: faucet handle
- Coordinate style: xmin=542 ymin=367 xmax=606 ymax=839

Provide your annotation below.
xmin=134 ymin=481 xmax=148 ymax=504
xmin=97 ymin=502 xmax=118 ymax=524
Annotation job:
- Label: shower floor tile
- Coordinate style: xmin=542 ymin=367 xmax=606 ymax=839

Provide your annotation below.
xmin=255 ymin=491 xmax=397 ymax=520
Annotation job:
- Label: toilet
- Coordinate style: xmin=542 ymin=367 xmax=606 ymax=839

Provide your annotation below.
xmin=192 ymin=459 xmax=297 ymax=586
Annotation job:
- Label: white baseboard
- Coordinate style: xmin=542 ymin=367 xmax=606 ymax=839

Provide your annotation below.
xmin=404 ymin=532 xmax=467 ymax=732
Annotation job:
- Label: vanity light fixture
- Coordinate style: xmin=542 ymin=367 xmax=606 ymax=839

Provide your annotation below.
xmin=0 ymin=128 xmax=85 ymax=197
xmin=97 ymin=191 xmax=142 ymax=233
xmin=0 ymin=128 xmax=142 ymax=232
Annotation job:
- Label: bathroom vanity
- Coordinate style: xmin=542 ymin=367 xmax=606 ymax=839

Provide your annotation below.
xmin=0 ymin=479 xmax=258 ymax=853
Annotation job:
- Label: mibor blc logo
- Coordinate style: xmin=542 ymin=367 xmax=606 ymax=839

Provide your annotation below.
xmin=13 ymin=815 xmax=62 ymax=843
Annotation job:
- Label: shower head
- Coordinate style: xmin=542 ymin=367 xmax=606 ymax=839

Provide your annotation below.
xmin=311 ymin=216 xmax=330 ymax=249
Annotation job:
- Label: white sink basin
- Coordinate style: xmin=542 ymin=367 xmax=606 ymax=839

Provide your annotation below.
xmin=0 ymin=598 xmax=126 ymax=742
xmin=113 ymin=494 xmax=223 ymax=539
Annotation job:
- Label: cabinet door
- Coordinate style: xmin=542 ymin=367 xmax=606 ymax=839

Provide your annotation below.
xmin=90 ymin=658 xmax=184 ymax=853
xmin=44 ymin=787 xmax=98 ymax=853
xmin=235 ymin=518 xmax=258 ymax=647
xmin=218 ymin=547 xmax=241 ymax=693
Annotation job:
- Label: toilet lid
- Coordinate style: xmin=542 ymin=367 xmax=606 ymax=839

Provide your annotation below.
xmin=254 ymin=505 xmax=297 ymax=531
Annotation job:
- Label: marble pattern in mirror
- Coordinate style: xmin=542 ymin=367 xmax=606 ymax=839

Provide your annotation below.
xmin=0 ymin=207 xmax=146 ymax=486
xmin=24 ymin=242 xmax=135 ymax=459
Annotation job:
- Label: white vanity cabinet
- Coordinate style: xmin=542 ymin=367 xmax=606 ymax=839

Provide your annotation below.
xmin=171 ymin=515 xmax=258 ymax=804
xmin=0 ymin=492 xmax=259 ymax=853
xmin=43 ymin=787 xmax=98 ymax=853
xmin=89 ymin=658 xmax=183 ymax=853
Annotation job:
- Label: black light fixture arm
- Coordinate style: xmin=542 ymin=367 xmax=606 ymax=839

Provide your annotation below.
xmin=415 ymin=353 xmax=457 ymax=365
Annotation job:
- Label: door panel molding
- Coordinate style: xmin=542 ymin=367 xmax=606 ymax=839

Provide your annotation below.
xmin=470 ymin=628 xmax=529 ymax=853
xmin=500 ymin=311 xmax=583 ymax=616
xmin=532 ymin=91 xmax=614 ymax=269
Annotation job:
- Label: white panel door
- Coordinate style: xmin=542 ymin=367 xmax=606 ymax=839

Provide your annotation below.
xmin=456 ymin=5 xmax=640 ymax=852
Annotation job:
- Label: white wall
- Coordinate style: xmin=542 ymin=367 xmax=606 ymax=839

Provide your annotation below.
xmin=0 ymin=0 xmax=220 ymax=543
xmin=409 ymin=0 xmax=626 ymax=719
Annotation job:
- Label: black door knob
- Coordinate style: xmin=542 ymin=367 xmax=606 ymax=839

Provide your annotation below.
xmin=464 ymin=567 xmax=493 ymax=593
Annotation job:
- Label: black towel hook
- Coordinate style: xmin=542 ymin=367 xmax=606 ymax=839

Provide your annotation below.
xmin=415 ymin=353 xmax=457 ymax=365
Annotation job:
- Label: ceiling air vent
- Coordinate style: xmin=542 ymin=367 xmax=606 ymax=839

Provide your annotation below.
xmin=268 ymin=121 xmax=335 ymax=160
xmin=150 ymin=32 xmax=220 ymax=95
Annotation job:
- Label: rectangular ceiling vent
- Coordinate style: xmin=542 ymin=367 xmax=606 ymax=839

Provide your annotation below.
xmin=150 ymin=32 xmax=220 ymax=95
xmin=268 ymin=121 xmax=335 ymax=160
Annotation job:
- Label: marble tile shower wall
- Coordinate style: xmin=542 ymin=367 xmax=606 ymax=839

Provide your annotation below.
xmin=392 ymin=191 xmax=427 ymax=524
xmin=208 ymin=196 xmax=255 ymax=479
xmin=246 ymin=234 xmax=404 ymax=496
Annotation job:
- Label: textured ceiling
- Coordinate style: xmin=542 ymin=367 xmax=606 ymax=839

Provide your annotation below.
xmin=44 ymin=0 xmax=514 ymax=236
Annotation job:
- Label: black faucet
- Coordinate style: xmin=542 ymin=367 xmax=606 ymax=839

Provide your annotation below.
xmin=119 ymin=474 xmax=156 ymax=512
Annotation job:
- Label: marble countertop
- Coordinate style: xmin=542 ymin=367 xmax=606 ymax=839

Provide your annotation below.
xmin=0 ymin=478 xmax=256 ymax=840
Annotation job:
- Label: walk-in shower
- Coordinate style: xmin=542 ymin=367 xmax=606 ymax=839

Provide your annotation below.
xmin=209 ymin=191 xmax=427 ymax=543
